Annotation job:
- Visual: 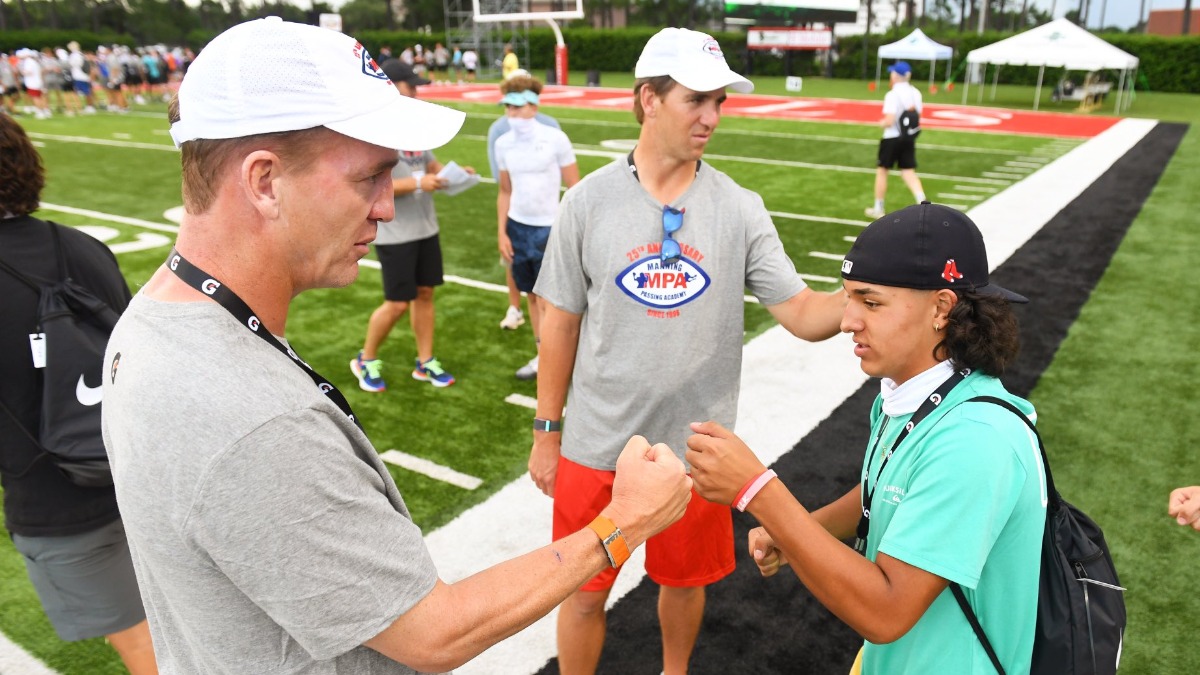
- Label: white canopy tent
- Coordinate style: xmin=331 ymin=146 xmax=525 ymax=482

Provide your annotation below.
xmin=876 ymin=28 xmax=954 ymax=91
xmin=964 ymin=18 xmax=1138 ymax=112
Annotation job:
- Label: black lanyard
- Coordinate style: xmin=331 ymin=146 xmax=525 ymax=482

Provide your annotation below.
xmin=166 ymin=249 xmax=362 ymax=431
xmin=854 ymin=367 xmax=970 ymax=554
xmin=626 ymin=149 xmax=701 ymax=183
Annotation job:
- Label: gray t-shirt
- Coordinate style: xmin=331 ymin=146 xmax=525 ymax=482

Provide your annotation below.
xmin=376 ymin=150 xmax=438 ymax=246
xmin=102 ymin=295 xmax=440 ymax=674
xmin=534 ymin=159 xmax=806 ymax=470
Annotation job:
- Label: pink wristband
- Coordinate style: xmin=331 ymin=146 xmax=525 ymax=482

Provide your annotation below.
xmin=735 ymin=469 xmax=777 ymax=512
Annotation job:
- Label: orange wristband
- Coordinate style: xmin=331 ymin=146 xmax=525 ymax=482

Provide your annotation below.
xmin=587 ymin=515 xmax=631 ymax=568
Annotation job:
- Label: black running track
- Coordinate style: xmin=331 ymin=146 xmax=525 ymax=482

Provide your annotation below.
xmin=535 ymin=122 xmax=1188 ymax=675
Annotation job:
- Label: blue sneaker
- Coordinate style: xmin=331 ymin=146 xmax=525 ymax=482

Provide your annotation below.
xmin=350 ymin=352 xmax=386 ymax=392
xmin=412 ymin=356 xmax=455 ymax=388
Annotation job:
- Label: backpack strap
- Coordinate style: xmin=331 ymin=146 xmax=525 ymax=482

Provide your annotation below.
xmin=949 ymin=395 xmax=1057 ymax=675
xmin=950 ymin=583 xmax=1007 ymax=675
xmin=0 ymin=220 xmax=69 ymax=291
xmin=967 ymin=395 xmax=1060 ymax=508
xmin=0 ymin=397 xmax=53 ymax=477
xmin=0 ymin=253 xmax=41 ymax=293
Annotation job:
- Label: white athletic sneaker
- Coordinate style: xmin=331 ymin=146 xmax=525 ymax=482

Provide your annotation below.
xmin=515 ymin=355 xmax=539 ymax=380
xmin=864 ymin=207 xmax=885 ymax=219
xmin=82 ymin=106 xmax=96 ymax=114
xmin=499 ymin=305 xmax=526 ymax=330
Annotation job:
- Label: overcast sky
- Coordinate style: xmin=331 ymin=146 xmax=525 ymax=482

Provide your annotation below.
xmin=1031 ymin=0 xmax=1185 ymax=29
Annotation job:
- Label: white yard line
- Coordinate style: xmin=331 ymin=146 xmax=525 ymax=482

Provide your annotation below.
xmin=938 ymin=193 xmax=985 ymax=201
xmin=426 ymin=118 xmax=1159 ymax=674
xmin=379 ymin=450 xmax=483 ymax=490
xmin=808 ymin=251 xmax=845 ymax=261
xmin=0 ymin=632 xmax=57 ymax=675
xmin=505 ymin=393 xmax=538 ymax=410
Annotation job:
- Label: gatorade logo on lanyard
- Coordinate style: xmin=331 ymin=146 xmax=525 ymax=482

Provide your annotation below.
xmin=165 ymin=248 xmax=361 ymax=430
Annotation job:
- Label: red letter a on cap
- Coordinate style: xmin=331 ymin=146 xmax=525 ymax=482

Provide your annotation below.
xmin=941 ymin=259 xmax=963 ymax=284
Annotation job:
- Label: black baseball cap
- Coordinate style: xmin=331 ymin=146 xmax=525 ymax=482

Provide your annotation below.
xmin=841 ymin=202 xmax=1028 ymax=303
xmin=381 ymin=58 xmax=430 ymax=87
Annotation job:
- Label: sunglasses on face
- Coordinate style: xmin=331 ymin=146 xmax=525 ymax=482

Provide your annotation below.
xmin=660 ymin=205 xmax=684 ymax=265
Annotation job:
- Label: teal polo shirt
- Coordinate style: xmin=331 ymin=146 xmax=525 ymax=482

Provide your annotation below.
xmin=860 ymin=370 xmax=1046 ymax=675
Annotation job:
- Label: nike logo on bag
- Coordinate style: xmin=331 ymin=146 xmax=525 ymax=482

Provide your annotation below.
xmin=76 ymin=375 xmax=103 ymax=406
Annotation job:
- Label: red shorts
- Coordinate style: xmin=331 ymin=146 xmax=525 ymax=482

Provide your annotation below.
xmin=26 ymin=88 xmax=43 ymax=98
xmin=553 ymin=456 xmax=735 ymax=592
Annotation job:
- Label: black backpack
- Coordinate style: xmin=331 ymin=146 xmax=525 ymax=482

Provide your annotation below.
xmin=0 ymin=223 xmax=120 ymax=487
xmin=899 ymin=107 xmax=921 ymax=137
xmin=951 ymin=396 xmax=1126 ymax=675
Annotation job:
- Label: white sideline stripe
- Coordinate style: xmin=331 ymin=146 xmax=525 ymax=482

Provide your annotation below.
xmin=1015 ymin=156 xmax=1049 ymax=163
xmin=843 ymin=235 xmax=858 ymax=243
xmin=938 ymin=193 xmax=985 ymax=201
xmin=425 ymin=117 xmax=1159 ymax=674
xmin=982 ymin=172 xmax=1018 ymax=180
xmin=380 ymin=450 xmax=482 ymax=490
xmin=1005 ymin=161 xmax=1043 ymax=168
xmin=953 ymin=185 xmax=998 ymax=192
xmin=0 ymin=631 xmax=57 ymax=675
xmin=993 ymin=166 xmax=1033 ymax=174
xmin=444 ymin=274 xmax=509 ymax=294
xmin=769 ymin=210 xmax=872 ymax=227
xmin=37 ymin=203 xmax=179 ymax=233
xmin=800 ymin=273 xmax=839 ymax=284
xmin=505 ymin=393 xmax=538 ymax=410
xmin=26 ymin=132 xmax=177 ymax=152
xmin=808 ymin=251 xmax=844 ymax=261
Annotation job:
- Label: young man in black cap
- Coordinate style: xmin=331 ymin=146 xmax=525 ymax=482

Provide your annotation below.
xmin=686 ymin=203 xmax=1045 ymax=674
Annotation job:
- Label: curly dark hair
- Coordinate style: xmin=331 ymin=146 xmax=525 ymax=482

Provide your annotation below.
xmin=0 ymin=115 xmax=46 ymax=217
xmin=935 ymin=290 xmax=1021 ymax=376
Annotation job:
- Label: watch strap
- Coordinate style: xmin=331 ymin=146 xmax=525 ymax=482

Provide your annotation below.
xmin=587 ymin=515 xmax=631 ymax=568
xmin=532 ymin=417 xmax=562 ymax=432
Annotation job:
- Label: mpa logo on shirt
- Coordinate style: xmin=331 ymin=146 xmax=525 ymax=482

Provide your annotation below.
xmin=616 ymin=257 xmax=710 ymax=310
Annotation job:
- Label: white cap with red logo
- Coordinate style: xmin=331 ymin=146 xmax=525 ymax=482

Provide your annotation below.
xmin=169 ymin=17 xmax=464 ymax=151
xmin=634 ymin=27 xmax=753 ymax=94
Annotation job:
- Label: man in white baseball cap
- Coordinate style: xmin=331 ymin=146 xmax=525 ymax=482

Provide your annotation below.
xmin=103 ymin=17 xmax=695 ymax=674
xmin=532 ymin=26 xmax=846 ymax=675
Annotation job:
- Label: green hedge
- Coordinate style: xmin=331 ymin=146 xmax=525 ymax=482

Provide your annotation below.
xmin=0 ymin=30 xmax=134 ymax=54
xmin=9 ymin=26 xmax=1198 ymax=94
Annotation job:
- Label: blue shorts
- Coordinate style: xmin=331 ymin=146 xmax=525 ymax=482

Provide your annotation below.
xmin=506 ymin=218 xmax=551 ymax=294
xmin=73 ymin=80 xmax=92 ymax=96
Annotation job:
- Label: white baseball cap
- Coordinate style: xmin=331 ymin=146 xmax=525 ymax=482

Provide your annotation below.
xmin=634 ymin=28 xmax=753 ymax=94
xmin=169 ymin=17 xmax=465 ymax=151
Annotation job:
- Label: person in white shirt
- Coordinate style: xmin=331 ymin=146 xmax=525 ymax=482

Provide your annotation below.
xmin=495 ymin=86 xmax=579 ymax=380
xmin=66 ymin=41 xmax=97 ymax=113
xmin=865 ymin=61 xmax=926 ymax=219
xmin=18 ymin=50 xmax=51 ymax=119
xmin=462 ymin=48 xmax=478 ymax=82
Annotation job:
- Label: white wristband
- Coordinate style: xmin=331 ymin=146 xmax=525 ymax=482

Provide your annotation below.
xmin=412 ymin=171 xmax=424 ymax=194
